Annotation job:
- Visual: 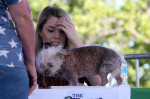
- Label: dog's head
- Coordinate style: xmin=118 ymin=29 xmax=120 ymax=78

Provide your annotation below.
xmin=36 ymin=45 xmax=68 ymax=76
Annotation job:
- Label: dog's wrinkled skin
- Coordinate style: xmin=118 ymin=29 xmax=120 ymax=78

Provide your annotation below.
xmin=36 ymin=46 xmax=123 ymax=86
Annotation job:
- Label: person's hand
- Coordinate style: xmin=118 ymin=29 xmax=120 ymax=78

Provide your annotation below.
xmin=26 ymin=64 xmax=37 ymax=96
xmin=56 ymin=17 xmax=83 ymax=47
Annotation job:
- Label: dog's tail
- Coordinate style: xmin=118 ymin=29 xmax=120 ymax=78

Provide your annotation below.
xmin=108 ymin=52 xmax=124 ymax=86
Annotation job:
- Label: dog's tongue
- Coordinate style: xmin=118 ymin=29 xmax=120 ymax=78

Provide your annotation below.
xmin=43 ymin=42 xmax=51 ymax=49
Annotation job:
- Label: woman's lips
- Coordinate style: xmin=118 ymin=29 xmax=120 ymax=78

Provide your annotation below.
xmin=50 ymin=42 xmax=60 ymax=47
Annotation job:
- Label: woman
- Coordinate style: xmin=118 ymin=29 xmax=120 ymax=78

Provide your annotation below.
xmin=0 ymin=0 xmax=37 ymax=98
xmin=35 ymin=6 xmax=101 ymax=88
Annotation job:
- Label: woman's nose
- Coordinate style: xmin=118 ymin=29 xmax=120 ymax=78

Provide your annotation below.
xmin=55 ymin=30 xmax=60 ymax=38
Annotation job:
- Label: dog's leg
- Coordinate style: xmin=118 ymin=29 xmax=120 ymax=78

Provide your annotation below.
xmin=111 ymin=64 xmax=123 ymax=85
xmin=99 ymin=72 xmax=108 ymax=86
xmin=72 ymin=73 xmax=78 ymax=86
xmin=68 ymin=73 xmax=78 ymax=86
xmin=115 ymin=74 xmax=123 ymax=85
xmin=115 ymin=76 xmax=122 ymax=85
xmin=67 ymin=76 xmax=73 ymax=86
xmin=68 ymin=80 xmax=73 ymax=86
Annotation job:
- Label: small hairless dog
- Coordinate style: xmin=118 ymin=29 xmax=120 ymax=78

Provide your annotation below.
xmin=36 ymin=44 xmax=123 ymax=86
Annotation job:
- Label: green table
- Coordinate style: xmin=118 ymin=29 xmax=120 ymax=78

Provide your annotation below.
xmin=131 ymin=88 xmax=150 ymax=99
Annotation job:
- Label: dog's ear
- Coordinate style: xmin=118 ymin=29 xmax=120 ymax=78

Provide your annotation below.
xmin=56 ymin=50 xmax=70 ymax=59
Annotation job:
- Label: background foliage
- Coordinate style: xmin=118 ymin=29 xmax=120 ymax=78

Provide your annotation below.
xmin=29 ymin=0 xmax=150 ymax=88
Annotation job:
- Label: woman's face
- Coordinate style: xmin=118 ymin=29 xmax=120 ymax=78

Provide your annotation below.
xmin=40 ymin=16 xmax=67 ymax=47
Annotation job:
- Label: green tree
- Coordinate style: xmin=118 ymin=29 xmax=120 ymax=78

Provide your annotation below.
xmin=28 ymin=0 xmax=50 ymax=26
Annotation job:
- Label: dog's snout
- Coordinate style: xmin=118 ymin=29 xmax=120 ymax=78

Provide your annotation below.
xmin=44 ymin=68 xmax=51 ymax=76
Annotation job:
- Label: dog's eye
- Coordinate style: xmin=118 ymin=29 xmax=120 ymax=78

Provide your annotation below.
xmin=47 ymin=63 xmax=53 ymax=68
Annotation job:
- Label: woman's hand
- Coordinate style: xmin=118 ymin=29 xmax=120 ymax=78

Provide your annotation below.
xmin=55 ymin=17 xmax=83 ymax=47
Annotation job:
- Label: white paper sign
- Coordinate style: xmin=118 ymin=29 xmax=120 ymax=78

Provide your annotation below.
xmin=29 ymin=84 xmax=130 ymax=99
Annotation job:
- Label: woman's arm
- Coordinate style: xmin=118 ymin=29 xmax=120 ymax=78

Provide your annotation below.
xmin=8 ymin=0 xmax=37 ymax=95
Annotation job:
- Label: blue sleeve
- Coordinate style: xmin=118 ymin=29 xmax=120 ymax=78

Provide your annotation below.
xmin=4 ymin=0 xmax=22 ymax=5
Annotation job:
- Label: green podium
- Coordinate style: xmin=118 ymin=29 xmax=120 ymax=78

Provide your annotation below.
xmin=131 ymin=88 xmax=150 ymax=99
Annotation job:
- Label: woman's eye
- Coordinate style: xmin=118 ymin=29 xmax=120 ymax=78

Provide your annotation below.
xmin=47 ymin=30 xmax=54 ymax=32
xmin=60 ymin=30 xmax=64 ymax=34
